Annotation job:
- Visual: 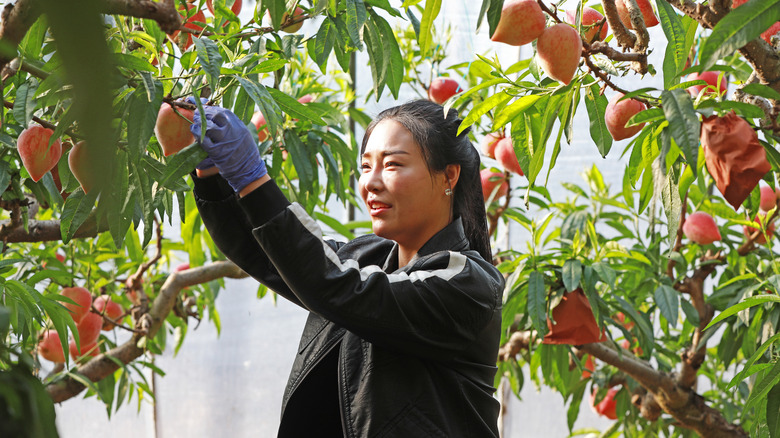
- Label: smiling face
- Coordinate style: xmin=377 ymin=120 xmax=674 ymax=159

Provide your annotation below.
xmin=359 ymin=120 xmax=454 ymax=263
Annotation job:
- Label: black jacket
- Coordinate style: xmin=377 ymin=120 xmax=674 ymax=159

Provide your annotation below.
xmin=194 ymin=175 xmax=504 ymax=437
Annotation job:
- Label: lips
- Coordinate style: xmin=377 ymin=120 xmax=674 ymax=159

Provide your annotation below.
xmin=368 ymin=199 xmax=391 ymax=216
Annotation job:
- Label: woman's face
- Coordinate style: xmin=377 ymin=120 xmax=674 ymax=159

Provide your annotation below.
xmin=359 ymin=120 xmax=452 ymax=255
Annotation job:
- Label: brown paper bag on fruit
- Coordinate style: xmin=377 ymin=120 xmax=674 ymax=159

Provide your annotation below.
xmin=701 ymin=111 xmax=771 ymax=210
xmin=543 ymin=288 xmax=605 ymax=345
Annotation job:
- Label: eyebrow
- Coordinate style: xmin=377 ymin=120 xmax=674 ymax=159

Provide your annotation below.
xmin=361 ymin=150 xmax=411 ymax=159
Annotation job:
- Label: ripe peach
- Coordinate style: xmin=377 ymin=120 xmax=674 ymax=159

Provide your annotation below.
xmin=491 ymin=0 xmax=546 ymax=46
xmin=428 ymin=77 xmax=462 ymax=104
xmin=281 ymin=7 xmax=305 ymax=33
xmin=591 ymin=386 xmax=619 ymax=420
xmin=682 ymin=211 xmax=722 ymax=245
xmin=620 ymin=339 xmax=643 ymax=356
xmin=297 ymin=94 xmax=315 ymax=104
xmin=17 ymin=125 xmax=62 ymax=182
xmin=206 ymin=0 xmax=242 ymax=15
xmin=42 ymin=252 xmax=66 ymax=269
xmin=581 ymin=355 xmax=596 ymax=379
xmin=536 ymin=24 xmax=582 ymax=85
xmin=761 ymin=22 xmax=780 ymax=44
xmin=60 ymin=287 xmax=92 ymax=323
xmin=564 ymin=7 xmax=609 ymax=43
xmin=173 ymin=4 xmax=206 ymax=49
xmin=175 ymin=263 xmax=190 ymax=272
xmin=494 ymin=138 xmax=524 ymax=176
xmin=67 ymin=141 xmax=98 ymax=194
xmin=93 ymin=295 xmax=123 ymax=331
xmin=69 ymin=340 xmax=99 ymax=361
xmin=686 ymin=71 xmax=728 ymax=97
xmin=75 ymin=312 xmax=102 ymax=345
xmin=605 ymin=93 xmax=647 ymax=141
xmin=251 ymin=111 xmax=270 ymax=142
xmin=614 ymin=312 xmax=635 ymax=330
xmin=760 ymin=186 xmax=777 ymax=211
xmin=155 ymin=103 xmax=195 ymax=156
xmin=481 ymin=169 xmax=509 ymax=201
xmin=615 ymin=0 xmax=659 ymax=30
xmin=38 ymin=330 xmax=66 ymax=363
xmin=744 ymin=214 xmax=776 ymax=244
xmin=480 ymin=133 xmax=503 ymax=159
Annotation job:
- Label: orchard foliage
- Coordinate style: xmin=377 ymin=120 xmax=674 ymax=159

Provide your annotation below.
xmin=0 ymin=0 xmax=778 ymax=437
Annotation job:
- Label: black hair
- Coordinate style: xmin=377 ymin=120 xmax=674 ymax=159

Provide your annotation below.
xmin=360 ymin=99 xmax=492 ymax=263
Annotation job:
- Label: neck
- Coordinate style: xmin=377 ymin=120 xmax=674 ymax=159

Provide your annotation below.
xmin=398 ymin=247 xmax=416 ymax=268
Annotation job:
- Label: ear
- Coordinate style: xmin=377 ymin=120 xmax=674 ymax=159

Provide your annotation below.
xmin=444 ymin=164 xmax=461 ymax=190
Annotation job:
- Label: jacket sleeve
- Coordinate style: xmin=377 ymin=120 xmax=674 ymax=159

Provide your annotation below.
xmin=241 ymin=201 xmax=504 ymax=360
xmin=192 ymin=174 xmax=311 ymax=307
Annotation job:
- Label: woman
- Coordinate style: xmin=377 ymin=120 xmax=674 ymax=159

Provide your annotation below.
xmin=191 ymin=99 xmax=504 ymax=437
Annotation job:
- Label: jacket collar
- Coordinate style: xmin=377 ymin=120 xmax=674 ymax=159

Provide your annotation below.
xmin=381 ymin=217 xmax=469 ymax=272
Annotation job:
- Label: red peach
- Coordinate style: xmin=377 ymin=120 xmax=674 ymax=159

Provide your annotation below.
xmin=60 ymin=287 xmax=92 ymax=323
xmin=494 ymin=138 xmax=524 ymax=176
xmin=38 ymin=330 xmax=66 ymax=363
xmin=581 ymin=355 xmax=596 ymax=379
xmin=614 ymin=312 xmax=635 ymax=330
xmin=251 ymin=111 xmax=270 ymax=142
xmin=564 ymin=7 xmax=609 ymax=42
xmin=744 ymin=214 xmax=775 ymax=244
xmin=17 ymin=125 xmax=63 ymax=182
xmin=591 ymin=386 xmax=619 ymax=420
xmin=155 ymin=103 xmax=195 ymax=156
xmin=173 ymin=4 xmax=206 ymax=50
xmin=281 ymin=7 xmax=305 ymax=33
xmin=686 ymin=71 xmax=728 ymax=97
xmin=480 ymin=133 xmax=503 ymax=159
xmin=682 ymin=211 xmax=722 ymax=245
xmin=175 ymin=263 xmax=191 ymax=272
xmin=68 ymin=141 xmax=97 ymax=194
xmin=616 ymin=0 xmax=659 ymax=30
xmin=760 ymin=186 xmax=777 ymax=211
xmin=605 ymin=93 xmax=647 ymax=141
xmin=206 ymin=0 xmax=242 ymax=15
xmin=536 ymin=24 xmax=582 ymax=85
xmin=69 ymin=340 xmax=99 ymax=361
xmin=76 ymin=312 xmax=102 ymax=346
xmin=428 ymin=78 xmax=462 ymax=104
xmin=490 ymin=0 xmax=546 ymax=46
xmin=93 ymin=295 xmax=123 ymax=331
xmin=480 ymin=169 xmax=509 ymax=202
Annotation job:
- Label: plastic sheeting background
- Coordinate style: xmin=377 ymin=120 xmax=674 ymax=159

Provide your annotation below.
xmin=55 ymin=1 xmax=668 ymax=436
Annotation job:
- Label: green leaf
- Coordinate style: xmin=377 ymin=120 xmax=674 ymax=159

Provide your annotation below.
xmin=363 ymin=15 xmax=386 ymax=98
xmin=528 ymin=270 xmax=548 ymax=336
xmin=743 ymin=83 xmax=780 ymax=101
xmin=159 ymin=143 xmax=207 ymax=190
xmin=267 ymin=88 xmax=326 ymax=125
xmin=654 ymin=284 xmax=679 ymax=326
xmin=114 ymin=53 xmax=156 ymax=72
xmin=768 ymin=380 xmax=780 ymax=438
xmin=458 ymin=91 xmax=513 ymax=135
xmin=284 ymin=131 xmax=315 ymax=192
xmin=266 ymin=0 xmax=286 ymax=29
xmin=234 ymin=76 xmax=282 ymax=138
xmin=127 ymin=85 xmax=163 ymax=160
xmin=729 ymin=333 xmax=780 ymax=388
xmin=493 ymin=95 xmax=542 ymax=131
xmin=374 ymin=13 xmax=403 ymax=99
xmin=584 ymin=82 xmax=612 ymax=157
xmin=656 ymin=0 xmax=687 ymax=88
xmin=60 ymin=189 xmax=98 ymax=243
xmin=14 ymin=79 xmax=38 ymax=128
xmin=345 ymin=0 xmax=367 ymax=50
xmin=313 ymin=18 xmax=336 ymax=69
xmin=746 ymin=360 xmax=780 ymax=411
xmin=661 ymin=89 xmax=699 ymax=173
xmin=418 ymin=0 xmax=442 ymax=57
xmin=699 ymin=0 xmax=780 ymax=71
xmin=313 ymin=212 xmax=356 ymax=240
xmin=365 ymin=0 xmax=402 ymax=16
xmin=193 ymin=37 xmax=224 ymax=92
xmin=562 ymin=259 xmax=582 ymax=292
xmin=591 ymin=262 xmax=616 ymax=290
xmin=705 ymin=295 xmax=780 ymax=330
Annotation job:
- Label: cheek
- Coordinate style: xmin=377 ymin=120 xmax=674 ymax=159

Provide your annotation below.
xmin=357 ymin=175 xmax=368 ymax=199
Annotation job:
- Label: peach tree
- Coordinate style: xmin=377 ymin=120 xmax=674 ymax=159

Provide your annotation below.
xmin=0 ymin=0 xmax=777 ymax=437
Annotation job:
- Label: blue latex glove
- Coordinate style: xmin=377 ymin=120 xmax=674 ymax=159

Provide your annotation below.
xmin=184 ymin=97 xmax=215 ymax=170
xmin=190 ymin=103 xmax=267 ymax=193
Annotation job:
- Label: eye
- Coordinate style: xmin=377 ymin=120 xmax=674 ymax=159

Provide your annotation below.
xmin=360 ymin=162 xmax=371 ymax=171
xmin=385 ymin=161 xmax=401 ymax=168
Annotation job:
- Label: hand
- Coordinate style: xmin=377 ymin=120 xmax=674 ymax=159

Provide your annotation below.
xmin=184 ymin=97 xmax=216 ymax=171
xmin=190 ymin=102 xmax=267 ymax=192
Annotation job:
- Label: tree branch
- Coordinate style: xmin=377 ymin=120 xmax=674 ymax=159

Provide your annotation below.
xmin=601 ymin=0 xmax=636 ymax=49
xmin=0 ymin=214 xmax=106 ymax=243
xmin=45 ymin=260 xmax=248 ymax=403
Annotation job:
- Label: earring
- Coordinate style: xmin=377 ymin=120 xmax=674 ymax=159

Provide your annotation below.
xmin=445 ymin=188 xmax=453 ymax=196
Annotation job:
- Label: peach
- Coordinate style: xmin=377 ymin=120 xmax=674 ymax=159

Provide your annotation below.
xmin=93 ymin=295 xmax=123 ymax=331
xmin=762 ymin=22 xmax=780 ymax=44
xmin=173 ymin=4 xmax=206 ymax=49
xmin=581 ymin=355 xmax=596 ymax=379
xmin=744 ymin=214 xmax=775 ymax=244
xmin=591 ymin=386 xmax=619 ymax=420
xmin=605 ymin=93 xmax=647 ymax=141
xmin=155 ymin=103 xmax=195 ymax=156
xmin=38 ymin=330 xmax=66 ymax=363
xmin=564 ymin=7 xmax=609 ymax=43
xmin=614 ymin=312 xmax=635 ymax=330
xmin=69 ymin=340 xmax=99 ymax=361
xmin=17 ymin=125 xmax=62 ymax=182
xmin=686 ymin=71 xmax=728 ymax=97
xmin=251 ymin=111 xmax=270 ymax=142
xmin=616 ymin=0 xmax=659 ymax=30
xmin=760 ymin=186 xmax=777 ymax=211
xmin=536 ymin=24 xmax=582 ymax=85
xmin=175 ymin=263 xmax=190 ymax=272
xmin=68 ymin=141 xmax=98 ymax=194
xmin=481 ymin=169 xmax=509 ymax=201
xmin=60 ymin=287 xmax=92 ymax=323
xmin=297 ymin=94 xmax=315 ymax=104
xmin=281 ymin=7 xmax=305 ymax=33
xmin=683 ymin=211 xmax=722 ymax=245
xmin=494 ymin=137 xmax=524 ymax=176
xmin=480 ymin=132 xmax=503 ymax=158
xmin=428 ymin=77 xmax=462 ymax=104
xmin=491 ymin=0 xmax=546 ymax=46
xmin=76 ymin=312 xmax=103 ymax=346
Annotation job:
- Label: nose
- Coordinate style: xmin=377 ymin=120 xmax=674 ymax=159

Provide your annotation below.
xmin=360 ymin=166 xmax=383 ymax=194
